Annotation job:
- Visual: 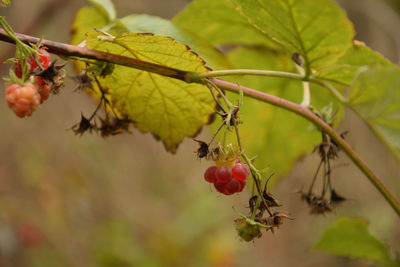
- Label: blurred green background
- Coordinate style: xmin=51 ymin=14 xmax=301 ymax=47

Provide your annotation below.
xmin=0 ymin=0 xmax=399 ymax=266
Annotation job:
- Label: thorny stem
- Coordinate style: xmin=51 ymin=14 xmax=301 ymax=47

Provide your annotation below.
xmin=308 ymin=159 xmax=323 ymax=195
xmin=208 ymin=122 xmax=224 ymax=146
xmin=232 ymin=114 xmax=267 ymax=218
xmin=205 ymin=82 xmax=226 ymax=114
xmin=204 ymin=78 xmax=233 ymax=107
xmin=193 ymin=69 xmax=304 ymax=81
xmin=327 ymin=158 xmax=333 ymax=192
xmin=233 ymin=120 xmax=243 ymax=153
xmin=321 ymin=156 xmax=327 ymax=198
xmin=242 ymin=153 xmax=273 ymax=217
xmin=0 ymin=29 xmax=399 ymax=217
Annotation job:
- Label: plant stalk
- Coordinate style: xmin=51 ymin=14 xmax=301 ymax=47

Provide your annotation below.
xmin=0 ymin=29 xmax=399 ymax=217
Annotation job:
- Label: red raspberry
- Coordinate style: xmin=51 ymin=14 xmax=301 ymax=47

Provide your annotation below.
xmin=232 ymin=163 xmax=250 ymax=181
xmin=216 ymin=166 xmax=232 ymax=183
xmin=204 ymin=166 xmax=217 ymax=183
xmin=34 ymin=76 xmax=52 ymax=103
xmin=224 ymin=179 xmax=241 ymax=195
xmin=13 ymin=49 xmax=51 ymax=78
xmin=5 ymin=83 xmax=41 ymax=118
xmin=29 ymin=49 xmax=51 ymax=71
xmin=214 ymin=180 xmax=227 ymax=194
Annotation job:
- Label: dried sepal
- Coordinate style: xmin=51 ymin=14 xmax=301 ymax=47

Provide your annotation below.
xmin=72 ymin=114 xmax=96 ymax=136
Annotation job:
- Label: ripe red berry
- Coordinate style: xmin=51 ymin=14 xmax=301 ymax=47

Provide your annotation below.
xmin=29 ymin=49 xmax=51 ymax=71
xmin=13 ymin=49 xmax=51 ymax=78
xmin=204 ymin=166 xmax=217 ymax=183
xmin=225 ymin=179 xmax=241 ymax=195
xmin=34 ymin=76 xmax=52 ymax=103
xmin=232 ymin=163 xmax=250 ymax=181
xmin=5 ymin=83 xmax=41 ymax=118
xmin=214 ymin=180 xmax=227 ymax=194
xmin=216 ymin=166 xmax=232 ymax=183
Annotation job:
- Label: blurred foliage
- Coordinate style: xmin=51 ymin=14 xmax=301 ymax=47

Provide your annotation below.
xmin=0 ymin=0 xmax=399 ymax=267
xmin=314 ymin=217 xmax=400 ymax=267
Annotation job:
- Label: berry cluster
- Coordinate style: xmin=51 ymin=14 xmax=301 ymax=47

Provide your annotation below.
xmin=204 ymin=159 xmax=250 ymax=195
xmin=5 ymin=49 xmax=52 ymax=118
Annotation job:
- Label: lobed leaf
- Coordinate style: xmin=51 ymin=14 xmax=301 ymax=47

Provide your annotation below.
xmin=172 ymin=0 xmax=275 ymax=47
xmin=86 ymin=32 xmax=215 ymax=152
xmin=313 ymin=217 xmax=399 ymax=267
xmin=349 ymin=67 xmax=400 ymax=162
xmin=117 ymin=14 xmax=230 ymax=70
xmin=233 ymin=0 xmax=354 ymax=71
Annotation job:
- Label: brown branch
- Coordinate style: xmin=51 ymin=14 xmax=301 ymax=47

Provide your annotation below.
xmin=0 ymin=29 xmax=399 ymax=216
xmin=0 ymin=29 xmax=189 ymax=81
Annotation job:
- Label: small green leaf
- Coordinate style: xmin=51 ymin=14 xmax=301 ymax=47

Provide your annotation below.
xmin=349 ymin=67 xmax=400 ymax=162
xmin=233 ymin=0 xmax=354 ymax=70
xmin=86 ymin=32 xmax=215 ymax=152
xmin=87 ymin=0 xmax=116 ymax=21
xmin=317 ymin=43 xmax=394 ymax=86
xmin=117 ymin=14 xmax=231 ymax=69
xmin=172 ymin=0 xmax=275 ymax=47
xmin=313 ymin=217 xmax=399 ymax=267
xmin=70 ymin=7 xmax=108 ymax=45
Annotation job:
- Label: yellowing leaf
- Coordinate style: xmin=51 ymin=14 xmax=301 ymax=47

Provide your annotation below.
xmin=118 ymin=14 xmax=231 ymax=70
xmin=233 ymin=0 xmax=354 ymax=70
xmin=86 ymin=32 xmax=215 ymax=152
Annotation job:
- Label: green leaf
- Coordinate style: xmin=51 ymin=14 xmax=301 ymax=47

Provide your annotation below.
xmin=219 ymin=47 xmax=334 ymax=183
xmin=172 ymin=0 xmax=275 ymax=47
xmin=117 ymin=14 xmax=231 ymax=70
xmin=233 ymin=0 xmax=354 ymax=70
xmin=317 ymin=42 xmax=394 ymax=86
xmin=86 ymin=32 xmax=215 ymax=152
xmin=70 ymin=7 xmax=108 ymax=45
xmin=87 ymin=0 xmax=116 ymax=21
xmin=349 ymin=67 xmax=400 ymax=162
xmin=313 ymin=217 xmax=399 ymax=267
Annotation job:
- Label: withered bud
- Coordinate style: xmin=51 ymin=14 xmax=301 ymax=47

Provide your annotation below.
xmin=330 ymin=189 xmax=346 ymax=204
xmin=71 ymin=73 xmax=93 ymax=91
xmin=193 ymin=139 xmax=209 ymax=159
xmin=72 ymin=114 xmax=96 ymax=136
xmin=235 ymin=218 xmax=262 ymax=242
